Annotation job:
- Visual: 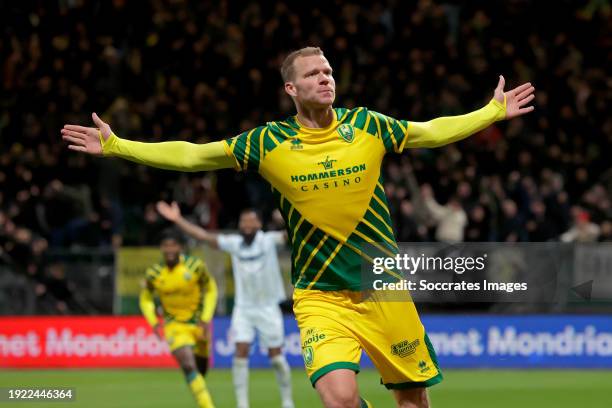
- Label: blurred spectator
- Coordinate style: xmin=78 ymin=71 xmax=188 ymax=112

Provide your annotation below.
xmin=421 ymin=184 xmax=467 ymax=243
xmin=40 ymin=180 xmax=91 ymax=247
xmin=499 ymin=199 xmax=527 ymax=242
xmin=560 ymin=210 xmax=601 ymax=242
xmin=526 ymin=200 xmax=557 ymax=241
xmin=599 ymin=221 xmax=612 ymax=242
xmin=397 ymin=200 xmax=428 ymax=242
xmin=465 ymin=205 xmax=490 ymax=242
xmin=35 ymin=262 xmax=90 ymax=314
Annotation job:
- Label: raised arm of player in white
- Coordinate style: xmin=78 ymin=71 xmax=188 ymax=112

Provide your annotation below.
xmin=156 ymin=201 xmax=220 ymax=249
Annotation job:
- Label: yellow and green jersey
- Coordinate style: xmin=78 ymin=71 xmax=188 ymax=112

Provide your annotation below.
xmin=102 ymin=98 xmax=505 ymax=292
xmin=145 ymin=255 xmax=214 ymax=322
xmin=224 ymin=107 xmax=409 ymax=291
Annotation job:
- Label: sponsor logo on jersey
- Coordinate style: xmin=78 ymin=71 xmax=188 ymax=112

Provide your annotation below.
xmin=317 ymin=156 xmax=337 ymax=170
xmin=290 ymin=163 xmax=366 ymax=183
xmin=290 ymin=163 xmax=366 ymax=192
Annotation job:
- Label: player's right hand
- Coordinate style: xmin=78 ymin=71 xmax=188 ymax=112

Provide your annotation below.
xmin=156 ymin=201 xmax=182 ymax=222
xmin=61 ymin=112 xmax=112 ymax=156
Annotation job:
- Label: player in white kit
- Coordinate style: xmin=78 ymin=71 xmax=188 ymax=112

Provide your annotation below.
xmin=157 ymin=202 xmax=294 ymax=408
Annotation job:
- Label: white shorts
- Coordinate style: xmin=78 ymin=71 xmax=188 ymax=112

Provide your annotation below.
xmin=230 ymin=304 xmax=285 ymax=349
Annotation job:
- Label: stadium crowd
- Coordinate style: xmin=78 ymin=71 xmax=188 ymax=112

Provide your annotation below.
xmin=1 ymin=1 xmax=611 ymax=311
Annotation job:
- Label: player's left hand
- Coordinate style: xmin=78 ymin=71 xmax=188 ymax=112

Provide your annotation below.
xmin=493 ymin=75 xmax=535 ymax=119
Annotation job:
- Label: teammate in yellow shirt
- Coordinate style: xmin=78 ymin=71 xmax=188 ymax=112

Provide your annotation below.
xmin=139 ymin=229 xmax=218 ymax=408
xmin=62 ymin=47 xmax=534 ymax=408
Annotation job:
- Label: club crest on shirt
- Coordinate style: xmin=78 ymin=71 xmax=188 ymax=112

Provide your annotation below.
xmin=337 ymin=124 xmax=354 ymax=143
xmin=183 ymin=271 xmax=192 ymax=281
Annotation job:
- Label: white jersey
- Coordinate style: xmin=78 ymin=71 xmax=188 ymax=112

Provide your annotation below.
xmin=217 ymin=230 xmax=287 ymax=307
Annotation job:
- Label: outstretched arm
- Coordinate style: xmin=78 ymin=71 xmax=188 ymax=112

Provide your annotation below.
xmin=156 ymin=201 xmax=220 ymax=249
xmin=200 ymin=272 xmax=218 ymax=324
xmin=61 ymin=113 xmax=235 ymax=171
xmin=196 ymin=267 xmax=218 ymax=342
xmin=139 ymin=282 xmax=160 ymax=336
xmin=405 ymin=76 xmax=535 ymax=148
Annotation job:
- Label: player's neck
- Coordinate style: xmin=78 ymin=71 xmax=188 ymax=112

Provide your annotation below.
xmin=295 ymin=106 xmax=334 ymax=129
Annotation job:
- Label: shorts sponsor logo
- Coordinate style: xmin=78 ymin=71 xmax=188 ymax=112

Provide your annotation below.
xmin=391 ymin=339 xmax=420 ymax=358
xmin=303 ymin=346 xmax=314 ymax=368
xmin=302 ymin=329 xmax=326 ymax=347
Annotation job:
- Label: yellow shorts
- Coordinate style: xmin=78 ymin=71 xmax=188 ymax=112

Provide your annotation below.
xmin=163 ymin=321 xmax=209 ymax=357
xmin=293 ymin=289 xmax=442 ymax=389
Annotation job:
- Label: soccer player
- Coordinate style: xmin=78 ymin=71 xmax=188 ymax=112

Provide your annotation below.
xmin=139 ymin=229 xmax=218 ymax=408
xmin=62 ymin=47 xmax=535 ymax=408
xmin=156 ymin=201 xmax=294 ymax=408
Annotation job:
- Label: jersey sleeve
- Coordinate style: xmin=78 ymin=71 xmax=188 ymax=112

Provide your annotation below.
xmin=367 ymin=99 xmax=507 ymax=152
xmin=367 ymin=110 xmax=410 ymax=154
xmin=266 ymin=231 xmax=286 ymax=246
xmin=216 ymin=234 xmax=241 ymax=253
xmin=197 ymin=261 xmax=218 ymax=322
xmin=144 ymin=265 xmax=161 ymax=287
xmin=140 ymin=265 xmax=160 ymax=327
xmin=192 ymin=258 xmax=210 ymax=285
xmin=400 ymin=98 xmax=506 ymax=148
xmin=223 ymin=126 xmax=269 ymax=172
xmin=102 ymin=135 xmax=235 ymax=171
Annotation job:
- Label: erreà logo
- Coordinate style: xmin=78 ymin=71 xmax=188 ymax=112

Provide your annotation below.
xmin=317 ymin=156 xmax=337 ymax=170
xmin=418 ymin=360 xmax=430 ymax=373
xmin=337 ymin=123 xmax=354 ymax=143
xmin=290 ymin=138 xmax=303 ymax=150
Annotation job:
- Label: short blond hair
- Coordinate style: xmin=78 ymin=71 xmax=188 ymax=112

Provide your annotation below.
xmin=280 ymin=47 xmax=324 ymax=82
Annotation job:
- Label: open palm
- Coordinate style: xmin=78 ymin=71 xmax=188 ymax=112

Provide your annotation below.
xmin=493 ymin=75 xmax=535 ymax=119
xmin=61 ymin=113 xmax=112 ymax=155
xmin=156 ymin=201 xmax=182 ymax=222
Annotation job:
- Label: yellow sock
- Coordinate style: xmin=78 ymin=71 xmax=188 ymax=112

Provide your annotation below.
xmin=186 ymin=370 xmax=215 ymax=408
